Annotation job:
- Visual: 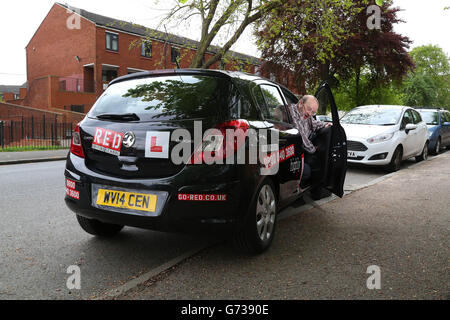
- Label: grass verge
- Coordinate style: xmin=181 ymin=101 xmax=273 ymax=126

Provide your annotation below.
xmin=0 ymin=146 xmax=69 ymax=152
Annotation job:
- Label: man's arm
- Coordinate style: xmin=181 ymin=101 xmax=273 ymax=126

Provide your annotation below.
xmin=311 ymin=117 xmax=332 ymax=132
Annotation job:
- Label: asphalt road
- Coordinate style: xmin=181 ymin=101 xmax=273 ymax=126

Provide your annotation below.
xmin=0 ymin=161 xmax=213 ymax=299
xmin=0 ymin=156 xmax=436 ymax=299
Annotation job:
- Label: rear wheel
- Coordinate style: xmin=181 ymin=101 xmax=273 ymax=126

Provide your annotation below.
xmin=387 ymin=147 xmax=402 ymax=172
xmin=415 ymin=143 xmax=428 ymax=162
xmin=232 ymin=180 xmax=277 ymax=254
xmin=76 ymin=215 xmax=124 ymax=237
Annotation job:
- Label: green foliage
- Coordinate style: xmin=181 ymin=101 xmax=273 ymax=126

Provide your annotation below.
xmin=334 ymin=73 xmax=404 ymax=111
xmin=255 ymin=0 xmax=365 ymax=68
xmin=0 ymin=146 xmax=68 ymax=152
xmin=402 ymin=74 xmax=439 ymax=107
xmin=410 ymin=45 xmax=450 ymax=77
xmin=402 ymin=45 xmax=450 ymax=109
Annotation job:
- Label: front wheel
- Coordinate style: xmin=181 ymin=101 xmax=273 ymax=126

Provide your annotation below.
xmin=415 ymin=143 xmax=428 ymax=162
xmin=387 ymin=147 xmax=402 ymax=173
xmin=432 ymin=138 xmax=441 ymax=155
xmin=232 ymin=180 xmax=277 ymax=254
xmin=76 ymin=215 xmax=124 ymax=237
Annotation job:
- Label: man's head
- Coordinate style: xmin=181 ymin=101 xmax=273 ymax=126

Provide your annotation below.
xmin=298 ymin=95 xmax=319 ymax=120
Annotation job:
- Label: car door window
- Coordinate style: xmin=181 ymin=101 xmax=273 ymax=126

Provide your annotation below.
xmin=411 ymin=110 xmax=422 ymax=124
xmin=281 ymin=88 xmax=298 ymax=106
xmin=401 ymin=110 xmax=413 ymax=129
xmin=444 ymin=112 xmax=450 ymax=123
xmin=259 ymin=84 xmax=289 ymax=123
xmin=280 ymin=88 xmax=298 ymax=124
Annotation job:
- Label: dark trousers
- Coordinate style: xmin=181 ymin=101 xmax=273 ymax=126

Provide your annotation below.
xmin=301 ymin=160 xmax=311 ymax=188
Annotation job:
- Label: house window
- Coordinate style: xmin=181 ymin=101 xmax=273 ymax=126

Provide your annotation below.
xmin=106 ymin=32 xmax=118 ymax=52
xmin=171 ymin=47 xmax=180 ymax=64
xmin=70 ymin=105 xmax=84 ymax=113
xmin=141 ymin=41 xmax=152 ymax=58
xmin=102 ymin=70 xmax=118 ymax=83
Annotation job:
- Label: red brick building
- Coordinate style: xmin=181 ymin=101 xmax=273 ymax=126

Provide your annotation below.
xmin=23 ymin=3 xmax=263 ymax=114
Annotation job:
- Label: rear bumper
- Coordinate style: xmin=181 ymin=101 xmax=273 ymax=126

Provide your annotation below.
xmin=64 ymin=153 xmax=256 ymax=234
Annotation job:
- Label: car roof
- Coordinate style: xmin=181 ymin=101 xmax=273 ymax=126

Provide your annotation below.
xmin=356 ymin=105 xmax=410 ymax=111
xmin=415 ymin=108 xmax=444 ymax=112
xmin=108 ymin=68 xmax=273 ymax=87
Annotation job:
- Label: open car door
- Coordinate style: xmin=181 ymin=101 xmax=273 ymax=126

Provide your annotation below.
xmin=314 ymin=82 xmax=347 ymax=197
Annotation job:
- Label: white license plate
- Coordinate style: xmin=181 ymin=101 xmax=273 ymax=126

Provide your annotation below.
xmin=348 ymin=151 xmax=357 ymax=158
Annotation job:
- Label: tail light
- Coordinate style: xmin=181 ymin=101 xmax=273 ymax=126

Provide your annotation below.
xmin=190 ymin=119 xmax=250 ymax=164
xmin=70 ymin=123 xmax=85 ymax=158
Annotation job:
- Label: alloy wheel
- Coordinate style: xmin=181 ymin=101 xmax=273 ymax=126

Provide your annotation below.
xmin=256 ymin=185 xmax=276 ymax=242
xmin=435 ymin=139 xmax=441 ymax=155
xmin=423 ymin=144 xmax=428 ymax=160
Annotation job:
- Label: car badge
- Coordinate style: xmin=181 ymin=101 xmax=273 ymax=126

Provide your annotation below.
xmin=123 ymin=132 xmax=136 ymax=148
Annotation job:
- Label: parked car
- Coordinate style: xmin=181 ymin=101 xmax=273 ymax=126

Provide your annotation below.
xmin=341 ymin=105 xmax=429 ymax=172
xmin=416 ymin=108 xmax=450 ymax=155
xmin=315 ymin=115 xmax=332 ymax=122
xmin=64 ymin=69 xmax=347 ymax=253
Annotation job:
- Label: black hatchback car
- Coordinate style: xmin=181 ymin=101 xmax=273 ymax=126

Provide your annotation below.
xmin=65 ymin=69 xmax=347 ymax=253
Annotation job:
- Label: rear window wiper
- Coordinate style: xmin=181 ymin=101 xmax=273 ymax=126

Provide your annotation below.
xmin=96 ymin=113 xmax=140 ymax=121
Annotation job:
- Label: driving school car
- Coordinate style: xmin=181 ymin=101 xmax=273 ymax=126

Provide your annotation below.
xmin=64 ymin=69 xmax=347 ymax=253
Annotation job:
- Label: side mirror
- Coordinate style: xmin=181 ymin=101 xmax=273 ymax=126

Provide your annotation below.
xmin=405 ymin=123 xmax=417 ymax=133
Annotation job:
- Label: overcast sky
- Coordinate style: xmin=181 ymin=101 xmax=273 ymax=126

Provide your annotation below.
xmin=0 ymin=0 xmax=449 ymax=85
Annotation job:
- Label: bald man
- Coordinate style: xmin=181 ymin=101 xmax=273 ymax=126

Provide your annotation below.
xmin=289 ymin=95 xmax=332 ymax=154
xmin=288 ymin=95 xmax=332 ymax=186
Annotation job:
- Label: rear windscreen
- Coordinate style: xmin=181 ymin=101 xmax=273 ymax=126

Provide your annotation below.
xmin=418 ymin=111 xmax=439 ymax=125
xmin=88 ymin=75 xmax=232 ymax=121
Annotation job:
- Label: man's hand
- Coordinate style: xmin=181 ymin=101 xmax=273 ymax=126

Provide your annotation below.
xmin=325 ymin=122 xmax=333 ymax=128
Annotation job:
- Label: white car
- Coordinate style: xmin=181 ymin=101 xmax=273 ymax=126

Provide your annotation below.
xmin=316 ymin=115 xmax=332 ymax=122
xmin=341 ymin=105 xmax=429 ymax=172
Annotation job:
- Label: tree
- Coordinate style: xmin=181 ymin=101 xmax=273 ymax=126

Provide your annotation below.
xmin=334 ymin=73 xmax=405 ymax=111
xmin=402 ymin=45 xmax=450 ymax=108
xmin=156 ymin=0 xmax=357 ymax=70
xmin=156 ymin=0 xmax=280 ymax=69
xmin=256 ymin=0 xmax=415 ymax=111
xmin=402 ymin=73 xmax=439 ymax=107
xmin=256 ymin=0 xmax=366 ymax=93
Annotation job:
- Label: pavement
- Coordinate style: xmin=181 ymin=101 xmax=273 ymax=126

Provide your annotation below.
xmin=112 ymin=152 xmax=449 ymax=300
xmin=0 ymin=149 xmax=69 ymax=165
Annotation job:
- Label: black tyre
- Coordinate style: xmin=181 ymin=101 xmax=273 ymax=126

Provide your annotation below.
xmin=415 ymin=143 xmax=428 ymax=162
xmin=76 ymin=215 xmax=124 ymax=237
xmin=387 ymin=147 xmax=402 ymax=172
xmin=432 ymin=137 xmax=441 ymax=155
xmin=232 ymin=180 xmax=277 ymax=254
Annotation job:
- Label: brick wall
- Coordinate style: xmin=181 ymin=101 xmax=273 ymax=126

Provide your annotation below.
xmin=0 ymin=102 xmax=64 ymax=122
xmin=26 ymin=4 xmax=96 ymax=84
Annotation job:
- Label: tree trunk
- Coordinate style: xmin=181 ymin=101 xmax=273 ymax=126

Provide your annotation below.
xmin=355 ymin=67 xmax=361 ymax=108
